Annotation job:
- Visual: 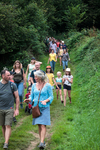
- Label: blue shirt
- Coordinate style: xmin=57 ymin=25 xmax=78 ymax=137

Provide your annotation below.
xmin=30 ymin=83 xmax=53 ymax=107
xmin=62 ymin=44 xmax=67 ymax=49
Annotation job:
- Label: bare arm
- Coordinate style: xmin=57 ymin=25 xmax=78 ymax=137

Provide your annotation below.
xmin=47 ymin=57 xmax=50 ymax=64
xmin=67 ymin=78 xmax=73 ymax=84
xmin=30 ymin=77 xmax=34 ymax=84
xmin=23 ymin=70 xmax=26 ymax=88
xmin=14 ymin=90 xmax=19 ymax=116
xmin=62 ymin=78 xmax=65 ymax=84
xmin=26 ymin=64 xmax=29 ymax=77
xmin=52 ymin=77 xmax=59 ymax=88
xmin=55 ymin=56 xmax=57 ymax=62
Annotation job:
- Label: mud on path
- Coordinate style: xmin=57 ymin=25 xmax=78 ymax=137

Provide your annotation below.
xmin=26 ymin=123 xmax=53 ymax=150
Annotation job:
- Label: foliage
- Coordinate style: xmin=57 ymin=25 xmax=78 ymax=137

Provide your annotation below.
xmin=64 ymin=4 xmax=86 ymax=30
xmin=0 ymin=2 xmax=47 ymax=70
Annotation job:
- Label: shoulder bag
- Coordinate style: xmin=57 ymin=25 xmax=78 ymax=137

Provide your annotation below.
xmin=32 ymin=83 xmax=44 ymax=118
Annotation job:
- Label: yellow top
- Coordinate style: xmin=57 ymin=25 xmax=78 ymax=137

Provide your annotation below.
xmin=46 ymin=73 xmax=54 ymax=86
xmin=49 ymin=53 xmax=56 ymax=62
xmin=59 ymin=49 xmax=63 ymax=56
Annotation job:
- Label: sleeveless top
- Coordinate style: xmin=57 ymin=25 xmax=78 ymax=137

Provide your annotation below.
xmin=59 ymin=49 xmax=63 ymax=56
xmin=29 ymin=64 xmax=35 ymax=73
xmin=13 ymin=70 xmax=23 ymax=82
xmin=56 ymin=77 xmax=62 ymax=83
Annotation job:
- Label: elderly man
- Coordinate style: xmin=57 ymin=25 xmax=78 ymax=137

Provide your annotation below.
xmin=0 ymin=70 xmax=19 ymax=149
xmin=30 ymin=62 xmax=45 ymax=84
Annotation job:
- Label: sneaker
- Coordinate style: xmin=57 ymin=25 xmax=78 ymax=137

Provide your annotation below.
xmin=61 ymin=100 xmax=64 ymax=103
xmin=3 ymin=143 xmax=8 ymax=149
xmin=38 ymin=142 xmax=45 ymax=149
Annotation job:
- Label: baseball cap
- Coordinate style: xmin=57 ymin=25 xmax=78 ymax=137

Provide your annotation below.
xmin=31 ymin=57 xmax=36 ymax=60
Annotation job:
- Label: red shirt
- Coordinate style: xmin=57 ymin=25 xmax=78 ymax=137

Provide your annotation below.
xmin=25 ymin=93 xmax=30 ymax=99
xmin=56 ymin=42 xmax=60 ymax=47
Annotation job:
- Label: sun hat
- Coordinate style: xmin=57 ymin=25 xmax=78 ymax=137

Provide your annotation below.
xmin=46 ymin=66 xmax=51 ymax=69
xmin=66 ymin=68 xmax=71 ymax=72
xmin=31 ymin=57 xmax=36 ymax=60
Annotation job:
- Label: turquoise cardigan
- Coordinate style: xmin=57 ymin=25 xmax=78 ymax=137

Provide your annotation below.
xmin=30 ymin=83 xmax=53 ymax=107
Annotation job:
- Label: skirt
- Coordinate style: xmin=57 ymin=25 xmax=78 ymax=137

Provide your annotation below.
xmin=32 ymin=106 xmax=51 ymax=125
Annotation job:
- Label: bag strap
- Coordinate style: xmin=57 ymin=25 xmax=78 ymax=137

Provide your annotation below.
xmin=37 ymin=83 xmax=45 ymax=104
xmin=9 ymin=81 xmax=14 ymax=97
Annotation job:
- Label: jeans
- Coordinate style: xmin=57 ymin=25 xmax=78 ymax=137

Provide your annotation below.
xmin=15 ymin=82 xmax=24 ymax=102
xmin=62 ymin=60 xmax=68 ymax=70
xmin=50 ymin=60 xmax=56 ymax=72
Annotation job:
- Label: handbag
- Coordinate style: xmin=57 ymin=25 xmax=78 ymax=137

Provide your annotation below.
xmin=32 ymin=85 xmax=43 ymax=118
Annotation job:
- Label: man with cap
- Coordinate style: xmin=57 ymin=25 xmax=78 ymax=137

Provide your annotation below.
xmin=62 ymin=41 xmax=67 ymax=50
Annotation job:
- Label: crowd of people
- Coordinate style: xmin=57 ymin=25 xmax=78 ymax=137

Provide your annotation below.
xmin=0 ymin=37 xmax=73 ymax=149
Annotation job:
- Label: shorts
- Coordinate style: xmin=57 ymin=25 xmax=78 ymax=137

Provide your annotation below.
xmin=56 ymin=84 xmax=62 ymax=89
xmin=63 ymin=84 xmax=71 ymax=90
xmin=0 ymin=109 xmax=14 ymax=126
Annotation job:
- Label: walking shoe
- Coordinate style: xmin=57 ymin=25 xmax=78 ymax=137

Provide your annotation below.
xmin=13 ymin=117 xmax=17 ymax=123
xmin=38 ymin=142 xmax=45 ymax=149
xmin=3 ymin=143 xmax=8 ymax=149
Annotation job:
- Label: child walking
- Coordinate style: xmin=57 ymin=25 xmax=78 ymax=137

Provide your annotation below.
xmin=56 ymin=71 xmax=63 ymax=103
xmin=46 ymin=66 xmax=59 ymax=90
xmin=62 ymin=68 xmax=73 ymax=106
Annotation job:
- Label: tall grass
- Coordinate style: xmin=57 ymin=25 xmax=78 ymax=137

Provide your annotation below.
xmin=48 ymin=29 xmax=100 ymax=150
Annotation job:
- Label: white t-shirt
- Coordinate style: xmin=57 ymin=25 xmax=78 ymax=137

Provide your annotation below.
xmin=63 ymin=75 xmax=73 ymax=86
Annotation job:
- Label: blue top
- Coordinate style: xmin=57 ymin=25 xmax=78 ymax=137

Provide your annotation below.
xmin=56 ymin=77 xmax=62 ymax=83
xmin=30 ymin=83 xmax=53 ymax=107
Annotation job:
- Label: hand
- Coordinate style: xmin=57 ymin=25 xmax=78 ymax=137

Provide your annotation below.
xmin=24 ymin=99 xmax=31 ymax=103
xmin=57 ymin=86 xmax=60 ymax=90
xmin=40 ymin=101 xmax=46 ymax=105
xmin=14 ymin=109 xmax=19 ymax=116
xmin=65 ymin=77 xmax=68 ymax=80
xmin=24 ymin=83 xmax=27 ymax=89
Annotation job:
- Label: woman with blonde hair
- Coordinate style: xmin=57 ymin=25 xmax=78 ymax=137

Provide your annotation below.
xmin=12 ymin=60 xmax=26 ymax=108
xmin=26 ymin=57 xmax=42 ymax=82
xmin=24 ymin=70 xmax=53 ymax=149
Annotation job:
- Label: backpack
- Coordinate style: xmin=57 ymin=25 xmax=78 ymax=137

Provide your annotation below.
xmin=10 ymin=81 xmax=15 ymax=98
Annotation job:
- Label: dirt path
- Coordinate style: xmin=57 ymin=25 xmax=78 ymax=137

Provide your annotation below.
xmin=26 ymin=123 xmax=53 ymax=150
xmin=12 ymin=116 xmax=27 ymax=132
